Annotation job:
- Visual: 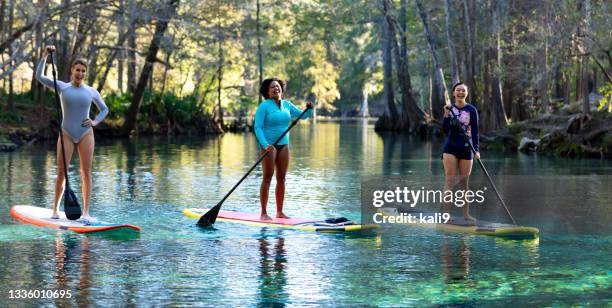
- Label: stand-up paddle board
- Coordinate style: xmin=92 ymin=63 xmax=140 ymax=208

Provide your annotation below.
xmin=183 ymin=208 xmax=378 ymax=232
xmin=379 ymin=208 xmax=538 ymax=239
xmin=10 ymin=205 xmax=140 ymax=234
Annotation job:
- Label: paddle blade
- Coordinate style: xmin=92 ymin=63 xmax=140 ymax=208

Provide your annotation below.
xmin=63 ymin=188 xmax=82 ymax=220
xmin=197 ymin=204 xmax=221 ymax=227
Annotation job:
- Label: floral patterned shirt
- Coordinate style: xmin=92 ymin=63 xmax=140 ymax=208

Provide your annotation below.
xmin=442 ymin=103 xmax=479 ymax=151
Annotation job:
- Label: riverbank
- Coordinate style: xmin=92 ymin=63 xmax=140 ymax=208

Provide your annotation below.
xmin=480 ymin=110 xmax=612 ymax=159
xmin=2 ymin=100 xmax=610 ymax=159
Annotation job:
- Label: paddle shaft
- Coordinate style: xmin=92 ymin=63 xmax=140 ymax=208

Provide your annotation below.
xmin=212 ymin=107 xmax=311 ymax=212
xmin=49 ymin=52 xmax=71 ymax=189
xmin=445 ymin=106 xmax=517 ymax=225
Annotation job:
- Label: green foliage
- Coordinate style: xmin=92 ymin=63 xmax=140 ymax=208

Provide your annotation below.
xmin=597 ymin=83 xmax=612 ymax=112
xmin=555 ymin=143 xmax=583 ymax=158
xmin=139 ymin=91 xmax=200 ymax=126
xmin=104 ymin=92 xmax=132 ymax=119
xmin=0 ymin=110 xmax=24 ymax=125
xmin=0 ymin=133 xmax=9 ymax=143
xmin=227 ymin=95 xmax=258 ymax=115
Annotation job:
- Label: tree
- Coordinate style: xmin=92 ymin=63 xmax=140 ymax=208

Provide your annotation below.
xmin=444 ymin=0 xmax=460 ymax=84
xmin=415 ymin=0 xmax=450 ymax=121
xmin=377 ymin=0 xmax=399 ymax=130
xmin=388 ymin=0 xmax=428 ymax=131
xmin=480 ymin=0 xmax=508 ymax=132
xmin=123 ymin=0 xmax=180 ymax=135
xmin=256 ymin=0 xmax=263 ymax=104
xmin=6 ymin=0 xmax=15 ymax=112
xmin=127 ymin=0 xmax=137 ymax=93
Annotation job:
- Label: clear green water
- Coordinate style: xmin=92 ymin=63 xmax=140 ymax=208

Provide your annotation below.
xmin=1 ymin=120 xmax=610 ymax=306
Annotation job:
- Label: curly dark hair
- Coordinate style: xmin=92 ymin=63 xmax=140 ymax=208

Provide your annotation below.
xmin=259 ymin=78 xmax=286 ymax=99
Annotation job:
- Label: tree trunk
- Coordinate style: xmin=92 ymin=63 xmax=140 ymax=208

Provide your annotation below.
xmin=71 ymin=0 xmax=95 ymax=63
xmin=58 ymin=0 xmax=71 ymax=81
xmin=127 ymin=0 xmax=137 ymax=93
xmin=377 ymin=0 xmax=399 ymax=129
xmin=6 ymin=0 xmax=14 ymax=112
xmin=427 ymin=60 xmax=433 ymax=115
xmin=216 ymin=0 xmax=225 ymax=131
xmin=444 ymin=0 xmax=460 ymax=84
xmin=0 ymin=23 xmax=34 ymax=53
xmin=0 ymin=1 xmax=5 ymax=38
xmin=32 ymin=0 xmax=46 ymax=117
xmin=562 ymin=70 xmax=570 ymax=106
xmin=86 ymin=25 xmax=98 ymax=85
xmin=463 ymin=0 xmax=478 ymax=105
xmin=416 ymin=0 xmax=450 ymax=121
xmin=117 ymin=0 xmax=125 ymax=93
xmin=553 ymin=64 xmax=563 ymax=100
xmin=482 ymin=0 xmax=508 ymax=132
xmin=383 ymin=0 xmax=428 ymax=131
xmin=97 ymin=32 xmax=129 ymax=92
xmin=256 ymin=0 xmax=263 ymax=104
xmin=581 ymin=0 xmax=591 ymax=115
xmin=591 ymin=67 xmax=597 ymax=93
xmin=160 ymin=51 xmax=172 ymax=95
xmin=574 ymin=58 xmax=582 ymax=103
xmin=123 ymin=0 xmax=179 ymax=135
xmin=502 ymin=79 xmax=513 ymax=118
xmin=539 ymin=1 xmax=551 ymax=114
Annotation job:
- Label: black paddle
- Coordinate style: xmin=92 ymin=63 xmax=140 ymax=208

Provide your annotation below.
xmin=445 ymin=105 xmax=517 ymax=225
xmin=49 ymin=50 xmax=82 ymax=220
xmin=197 ymin=104 xmax=313 ymax=227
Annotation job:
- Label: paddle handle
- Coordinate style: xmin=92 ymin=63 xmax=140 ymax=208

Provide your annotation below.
xmin=214 ymin=106 xmax=312 ymax=207
xmin=49 ymin=52 xmax=71 ymax=189
xmin=445 ymin=106 xmax=517 ymax=225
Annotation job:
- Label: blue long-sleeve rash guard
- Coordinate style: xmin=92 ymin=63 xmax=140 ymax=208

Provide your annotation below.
xmin=442 ymin=103 xmax=479 ymax=152
xmin=254 ymin=99 xmax=312 ymax=148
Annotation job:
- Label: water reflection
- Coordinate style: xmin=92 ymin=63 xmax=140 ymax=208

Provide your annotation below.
xmin=53 ymin=234 xmax=91 ymax=307
xmin=0 ymin=121 xmax=610 ymax=306
xmin=257 ymin=230 xmax=288 ymax=307
xmin=441 ymin=235 xmax=471 ymax=284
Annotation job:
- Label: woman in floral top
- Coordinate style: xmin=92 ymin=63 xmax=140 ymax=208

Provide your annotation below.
xmin=442 ymin=82 xmax=480 ymax=222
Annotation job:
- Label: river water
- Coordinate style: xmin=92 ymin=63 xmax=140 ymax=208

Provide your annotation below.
xmin=1 ymin=120 xmax=610 ymax=306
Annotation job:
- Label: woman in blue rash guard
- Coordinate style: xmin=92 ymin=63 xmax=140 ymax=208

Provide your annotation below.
xmin=442 ymin=82 xmax=480 ymax=222
xmin=254 ymin=78 xmax=313 ymax=220
xmin=36 ymin=45 xmax=109 ymax=222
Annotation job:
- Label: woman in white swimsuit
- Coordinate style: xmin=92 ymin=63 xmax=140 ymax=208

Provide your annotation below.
xmin=36 ymin=45 xmax=109 ymax=222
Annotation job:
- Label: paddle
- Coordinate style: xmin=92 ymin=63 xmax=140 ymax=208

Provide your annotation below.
xmin=49 ymin=50 xmax=82 ymax=220
xmin=197 ymin=104 xmax=313 ymax=227
xmin=445 ymin=105 xmax=517 ymax=225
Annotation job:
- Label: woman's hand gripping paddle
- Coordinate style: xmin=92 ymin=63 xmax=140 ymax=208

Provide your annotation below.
xmin=50 ymin=50 xmax=82 ymax=220
xmin=197 ymin=104 xmax=313 ymax=227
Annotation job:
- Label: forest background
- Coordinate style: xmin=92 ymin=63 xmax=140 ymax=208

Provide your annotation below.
xmin=0 ymin=0 xmax=610 ymax=157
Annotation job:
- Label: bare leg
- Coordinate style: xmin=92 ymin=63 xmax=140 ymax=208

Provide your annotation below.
xmin=458 ymin=158 xmax=475 ymax=221
xmin=442 ymin=153 xmax=459 ymax=215
xmin=77 ymin=131 xmax=95 ymax=218
xmin=274 ymin=146 xmax=290 ymax=219
xmin=53 ymin=133 xmax=75 ymax=218
xmin=260 ymin=148 xmax=276 ymax=220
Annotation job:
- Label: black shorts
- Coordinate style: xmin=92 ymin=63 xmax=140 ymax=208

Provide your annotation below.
xmin=442 ymin=144 xmax=473 ymax=160
xmin=273 ymin=144 xmax=287 ymax=151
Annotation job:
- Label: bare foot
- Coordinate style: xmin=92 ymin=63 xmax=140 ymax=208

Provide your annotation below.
xmin=276 ymin=212 xmax=290 ymax=219
xmin=51 ymin=212 xmax=59 ymax=219
xmin=260 ymin=213 xmax=272 ymax=220
xmin=77 ymin=215 xmax=99 ymax=224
